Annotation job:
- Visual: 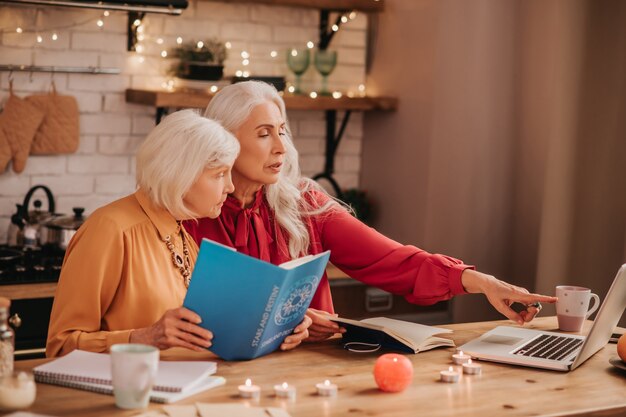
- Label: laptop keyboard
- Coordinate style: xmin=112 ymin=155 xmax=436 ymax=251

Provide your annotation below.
xmin=513 ymin=334 xmax=584 ymax=361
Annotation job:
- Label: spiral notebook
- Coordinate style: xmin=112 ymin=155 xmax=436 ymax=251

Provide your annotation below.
xmin=33 ymin=350 xmax=222 ymax=403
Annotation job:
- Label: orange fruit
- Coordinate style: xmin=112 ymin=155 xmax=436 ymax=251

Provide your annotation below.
xmin=618 ymin=333 xmax=626 ymax=362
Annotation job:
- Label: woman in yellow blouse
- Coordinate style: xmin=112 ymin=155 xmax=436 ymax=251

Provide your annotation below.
xmin=46 ymin=110 xmax=312 ymax=357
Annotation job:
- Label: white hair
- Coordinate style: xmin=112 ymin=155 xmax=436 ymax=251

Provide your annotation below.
xmin=204 ymin=81 xmax=341 ymax=258
xmin=136 ymin=109 xmax=240 ymax=219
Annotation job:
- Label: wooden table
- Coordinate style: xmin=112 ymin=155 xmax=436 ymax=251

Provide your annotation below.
xmin=14 ymin=317 xmax=626 ymax=417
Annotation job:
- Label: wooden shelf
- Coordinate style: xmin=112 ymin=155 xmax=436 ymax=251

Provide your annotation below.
xmin=125 ymin=89 xmax=398 ymax=112
xmin=3 ymin=283 xmax=57 ymax=300
xmin=204 ymin=0 xmax=385 ymax=12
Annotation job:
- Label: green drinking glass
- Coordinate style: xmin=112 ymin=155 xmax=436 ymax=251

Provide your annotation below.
xmin=286 ymin=48 xmax=310 ymax=95
xmin=314 ymin=49 xmax=337 ymax=96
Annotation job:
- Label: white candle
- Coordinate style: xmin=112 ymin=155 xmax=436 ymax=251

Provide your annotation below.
xmin=315 ymin=380 xmax=338 ymax=397
xmin=462 ymin=359 xmax=482 ymax=375
xmin=439 ymin=366 xmax=460 ymax=383
xmin=238 ymin=379 xmax=260 ymax=399
xmin=273 ymin=382 xmax=296 ymax=399
xmin=451 ymin=350 xmax=471 ymax=365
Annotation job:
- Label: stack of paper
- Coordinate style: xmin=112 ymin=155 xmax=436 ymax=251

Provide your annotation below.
xmin=33 ymin=350 xmax=223 ymax=403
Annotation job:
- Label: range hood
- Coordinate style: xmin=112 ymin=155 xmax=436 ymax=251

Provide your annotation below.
xmin=1 ymin=0 xmax=187 ymax=15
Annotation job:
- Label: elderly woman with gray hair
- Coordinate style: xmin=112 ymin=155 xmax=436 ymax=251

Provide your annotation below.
xmin=47 ymin=109 xmax=311 ymax=357
xmin=185 ymin=81 xmax=557 ymax=343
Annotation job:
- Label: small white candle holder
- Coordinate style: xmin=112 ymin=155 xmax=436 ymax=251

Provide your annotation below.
xmin=439 ymin=366 xmax=460 ymax=383
xmin=274 ymin=382 xmax=296 ymax=399
xmin=462 ymin=359 xmax=482 ymax=375
xmin=452 ymin=350 xmax=471 ymax=365
xmin=315 ymin=380 xmax=338 ymax=397
xmin=238 ymin=379 xmax=261 ymax=399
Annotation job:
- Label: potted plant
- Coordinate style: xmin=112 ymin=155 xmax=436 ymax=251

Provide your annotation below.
xmin=170 ymin=38 xmax=227 ymax=81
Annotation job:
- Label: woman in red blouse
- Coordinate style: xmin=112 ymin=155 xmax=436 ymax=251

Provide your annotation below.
xmin=185 ymin=81 xmax=557 ymax=342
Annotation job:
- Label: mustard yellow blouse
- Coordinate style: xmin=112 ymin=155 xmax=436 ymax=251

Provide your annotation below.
xmin=46 ymin=190 xmax=198 ymax=357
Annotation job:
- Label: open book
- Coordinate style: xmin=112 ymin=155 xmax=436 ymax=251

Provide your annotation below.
xmin=183 ymin=238 xmax=331 ymax=361
xmin=330 ymin=316 xmax=455 ymax=353
xmin=33 ymin=350 xmax=222 ymax=403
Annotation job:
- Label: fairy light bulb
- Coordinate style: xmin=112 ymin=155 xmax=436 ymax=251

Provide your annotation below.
xmin=156 ymin=38 xmax=164 ymax=44
xmin=136 ymin=25 xmax=144 ymax=34
xmin=341 ymin=15 xmax=348 ymax=23
xmin=103 ymin=10 xmax=110 ymax=16
xmin=210 ymin=85 xmax=218 ymax=93
xmin=160 ymin=50 xmax=167 ymax=58
xmin=270 ymin=50 xmax=277 ymax=58
xmin=197 ymin=41 xmax=204 ymax=49
xmin=137 ymin=34 xmax=145 ymax=41
xmin=288 ymin=86 xmax=295 ymax=93
xmin=331 ymin=24 xmax=339 ymax=32
xmin=291 ymin=49 xmax=298 ymax=57
xmin=36 ymin=35 xmax=43 ymax=43
xmin=242 ymin=59 xmax=249 ymax=66
xmin=133 ymin=19 xmax=141 ymax=26
xmin=332 ymin=91 xmax=342 ymax=99
xmin=138 ymin=56 xmax=145 ymax=63
xmin=96 ymin=19 xmax=104 ymax=27
xmin=241 ymin=51 xmax=249 ymax=59
xmin=176 ymin=37 xmax=183 ymax=45
xmin=51 ymin=33 xmax=58 ymax=40
xmin=16 ymin=27 xmax=23 ymax=33
xmin=306 ymin=41 xmax=314 ymax=49
xmin=235 ymin=70 xmax=243 ymax=77
xmin=225 ymin=41 xmax=232 ymax=49
xmin=349 ymin=11 xmax=357 ymax=20
xmin=310 ymin=92 xmax=318 ymax=99
xmin=242 ymin=71 xmax=250 ymax=77
xmin=135 ymin=44 xmax=144 ymax=53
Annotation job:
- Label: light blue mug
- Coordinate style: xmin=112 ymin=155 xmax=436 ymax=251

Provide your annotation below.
xmin=110 ymin=344 xmax=159 ymax=409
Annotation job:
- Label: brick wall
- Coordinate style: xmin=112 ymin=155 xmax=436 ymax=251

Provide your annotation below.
xmin=0 ymin=1 xmax=366 ymax=243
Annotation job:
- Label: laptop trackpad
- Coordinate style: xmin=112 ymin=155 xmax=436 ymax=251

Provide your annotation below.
xmin=482 ymin=335 xmax=524 ymax=345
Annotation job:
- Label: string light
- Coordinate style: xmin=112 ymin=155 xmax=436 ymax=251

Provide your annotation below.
xmin=36 ymin=35 xmax=43 ymax=43
xmin=288 ymin=86 xmax=295 ymax=93
xmin=341 ymin=16 xmax=348 ymax=23
xmin=156 ymin=38 xmax=164 ymax=44
xmin=16 ymin=27 xmax=23 ymax=33
xmin=133 ymin=19 xmax=141 ymax=26
xmin=310 ymin=92 xmax=318 ymax=99
xmin=103 ymin=10 xmax=110 ymax=17
xmin=176 ymin=37 xmax=183 ymax=44
xmin=331 ymin=24 xmax=339 ymax=32
xmin=137 ymin=34 xmax=145 ymax=41
xmin=96 ymin=19 xmax=104 ymax=27
xmin=160 ymin=50 xmax=167 ymax=58
xmin=51 ymin=33 xmax=58 ymax=40
xmin=196 ymin=40 xmax=204 ymax=48
xmin=307 ymin=41 xmax=314 ymax=49
xmin=242 ymin=71 xmax=250 ymax=77
xmin=210 ymin=85 xmax=218 ymax=93
xmin=349 ymin=11 xmax=357 ymax=19
xmin=225 ymin=41 xmax=232 ymax=49
xmin=235 ymin=70 xmax=243 ymax=77
xmin=241 ymin=51 xmax=249 ymax=59
xmin=291 ymin=49 xmax=298 ymax=57
xmin=135 ymin=44 xmax=144 ymax=53
xmin=332 ymin=91 xmax=342 ymax=99
xmin=138 ymin=56 xmax=145 ymax=63
xmin=270 ymin=50 xmax=277 ymax=58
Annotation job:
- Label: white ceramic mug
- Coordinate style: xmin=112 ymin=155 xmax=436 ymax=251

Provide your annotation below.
xmin=555 ymin=286 xmax=600 ymax=332
xmin=110 ymin=344 xmax=159 ymax=409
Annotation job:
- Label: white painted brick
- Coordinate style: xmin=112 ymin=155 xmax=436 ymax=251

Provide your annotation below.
xmin=333 ymin=29 xmax=367 ymax=48
xmin=293 ymin=138 xmax=322 ymax=155
xmin=0 ymin=7 xmax=32 ymax=28
xmin=68 ymin=73 xmax=129 ymax=93
xmin=20 ymin=156 xmax=67 ymax=175
xmin=333 ymin=172 xmax=359 ymax=190
xmin=30 ymin=175 xmax=94 ymax=195
xmin=95 ymin=174 xmax=136 ymax=194
xmin=348 ymin=13 xmax=368 ymax=31
xmin=71 ymin=14 xmax=127 ymax=34
xmin=99 ymin=136 xmax=144 ymax=155
xmin=103 ymin=93 xmax=149 ymax=114
xmin=0 ymin=217 xmax=8 ymax=244
xmin=250 ymin=5 xmax=304 ymax=25
xmin=298 ymin=120 xmax=326 ymax=137
xmin=196 ymin=2 xmax=248 ymax=21
xmin=71 ymin=32 xmax=126 ymax=52
xmin=129 ymin=75 xmax=167 ymax=90
xmin=0 ymin=173 xmax=31 ymax=196
xmin=221 ymin=23 xmax=272 ymax=42
xmin=299 ymin=155 xmax=324 ymax=172
xmin=73 ymin=91 xmax=102 ymax=113
xmin=56 ymin=195 xmax=122 ymax=217
xmin=0 ymin=198 xmax=21 ymax=221
xmin=1 ymin=72 xmax=68 ymax=93
xmin=77 ymin=136 xmax=98 ymax=154
xmin=0 ymin=47 xmax=32 ymax=66
xmin=336 ymin=139 xmax=362 ymax=155
xmin=125 ymin=56 xmax=163 ymax=77
xmin=132 ymin=115 xmax=156 ymax=135
xmin=3 ymin=32 xmax=70 ymax=50
xmin=163 ymin=19 xmax=220 ymax=38
xmin=273 ymin=26 xmax=317 ymax=44
xmin=289 ymin=110 xmax=324 ymax=121
xmin=336 ymin=47 xmax=366 ymax=66
xmin=344 ymin=113 xmax=363 ymax=138
xmin=81 ymin=114 xmax=131 ymax=135
xmin=300 ymin=10 xmax=319 ymax=27
xmin=99 ymin=53 xmax=126 ymax=70
xmin=336 ymin=155 xmax=361 ymax=173
xmin=67 ymin=155 xmax=129 ymax=174
xmin=34 ymin=50 xmax=99 ymax=67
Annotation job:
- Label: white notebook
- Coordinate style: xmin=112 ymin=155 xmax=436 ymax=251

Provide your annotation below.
xmin=34 ymin=350 xmax=217 ymax=393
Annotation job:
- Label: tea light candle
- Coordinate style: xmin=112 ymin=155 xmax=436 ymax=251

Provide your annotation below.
xmin=439 ymin=366 xmax=460 ymax=383
xmin=274 ymin=382 xmax=296 ymax=399
xmin=462 ymin=359 xmax=482 ymax=375
xmin=238 ymin=379 xmax=261 ymax=399
xmin=452 ymin=350 xmax=471 ymax=365
xmin=373 ymin=353 xmax=414 ymax=393
xmin=315 ymin=380 xmax=338 ymax=397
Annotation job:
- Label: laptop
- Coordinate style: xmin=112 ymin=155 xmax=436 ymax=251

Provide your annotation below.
xmin=459 ymin=264 xmax=626 ymax=371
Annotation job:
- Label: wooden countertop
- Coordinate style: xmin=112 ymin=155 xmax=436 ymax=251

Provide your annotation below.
xmin=15 ymin=317 xmax=626 ymax=417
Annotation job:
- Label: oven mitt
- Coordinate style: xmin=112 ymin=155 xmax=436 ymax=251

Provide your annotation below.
xmin=26 ymin=85 xmax=80 ymax=155
xmin=0 ymin=91 xmax=45 ymax=173
xmin=0 ymin=128 xmax=11 ymax=172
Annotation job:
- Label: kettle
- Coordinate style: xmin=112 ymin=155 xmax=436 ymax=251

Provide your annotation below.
xmin=6 ymin=185 xmax=57 ymax=247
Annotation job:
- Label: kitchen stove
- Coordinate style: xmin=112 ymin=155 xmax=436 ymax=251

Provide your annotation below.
xmin=0 ymin=245 xmax=64 ymax=285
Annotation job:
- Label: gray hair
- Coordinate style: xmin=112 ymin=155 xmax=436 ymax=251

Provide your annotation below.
xmin=136 ymin=109 xmax=240 ymax=219
xmin=204 ymin=81 xmax=339 ymax=258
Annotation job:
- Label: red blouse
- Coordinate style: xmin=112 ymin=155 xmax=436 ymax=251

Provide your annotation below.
xmin=184 ymin=190 xmax=472 ymax=313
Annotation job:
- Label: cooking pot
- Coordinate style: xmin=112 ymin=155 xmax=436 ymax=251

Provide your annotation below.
xmin=6 ymin=185 xmax=57 ymax=248
xmin=41 ymin=207 xmax=87 ymax=250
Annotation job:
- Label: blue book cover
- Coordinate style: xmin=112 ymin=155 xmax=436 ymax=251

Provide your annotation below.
xmin=183 ymin=238 xmax=331 ymax=361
